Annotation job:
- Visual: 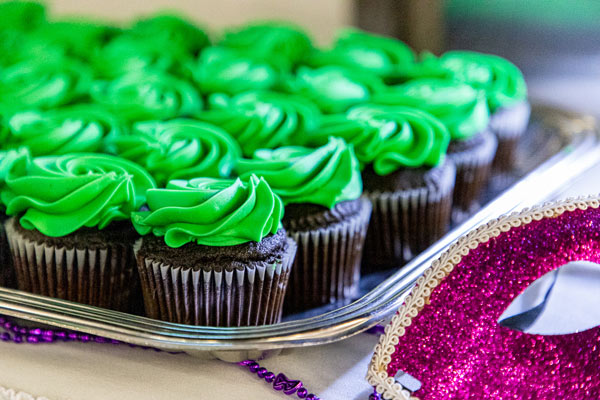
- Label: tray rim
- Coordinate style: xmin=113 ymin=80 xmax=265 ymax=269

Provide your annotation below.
xmin=1 ymin=104 xmax=599 ymax=354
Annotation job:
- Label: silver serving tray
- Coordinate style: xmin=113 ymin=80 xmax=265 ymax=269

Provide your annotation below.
xmin=0 ymin=105 xmax=598 ymax=362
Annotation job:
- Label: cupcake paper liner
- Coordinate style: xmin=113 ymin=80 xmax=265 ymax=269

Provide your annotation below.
xmin=4 ymin=218 xmax=139 ymax=311
xmin=490 ymin=101 xmax=532 ymax=171
xmin=134 ymin=237 xmax=297 ymax=327
xmin=362 ymin=162 xmax=456 ymax=271
xmin=285 ymin=198 xmax=372 ymax=312
xmin=0 ymin=221 xmax=14 ymax=287
xmin=448 ymin=129 xmax=498 ymax=221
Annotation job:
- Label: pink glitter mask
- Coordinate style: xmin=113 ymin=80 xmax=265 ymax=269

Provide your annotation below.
xmin=367 ymin=197 xmax=600 ymax=399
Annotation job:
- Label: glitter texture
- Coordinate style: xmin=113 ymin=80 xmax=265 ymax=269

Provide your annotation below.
xmin=388 ymin=207 xmax=600 ymax=399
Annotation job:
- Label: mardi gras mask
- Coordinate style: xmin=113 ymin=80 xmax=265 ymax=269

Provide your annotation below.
xmin=368 ymin=197 xmax=600 ymax=399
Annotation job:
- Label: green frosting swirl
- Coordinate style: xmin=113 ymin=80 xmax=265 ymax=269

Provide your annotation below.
xmin=193 ymin=46 xmax=280 ymax=95
xmin=219 ymin=22 xmax=312 ymax=70
xmin=286 ymin=66 xmax=384 ymax=114
xmin=345 ymin=104 xmax=450 ymax=174
xmin=391 ymin=52 xmax=454 ymax=82
xmin=0 ymin=1 xmax=46 ymax=32
xmin=105 ymin=119 xmax=241 ymax=187
xmin=5 ymin=105 xmax=126 ymax=157
xmin=90 ymin=71 xmax=202 ymax=122
xmin=307 ymin=29 xmax=415 ymax=80
xmin=196 ymin=91 xmax=321 ymax=157
xmin=2 ymin=153 xmax=156 ymax=237
xmin=131 ymin=14 xmax=210 ymax=55
xmin=0 ymin=111 xmax=10 ymax=143
xmin=30 ymin=20 xmax=119 ymax=60
xmin=132 ymin=175 xmax=283 ymax=248
xmin=0 ymin=29 xmax=65 ymax=67
xmin=438 ymin=51 xmax=527 ymax=111
xmin=235 ymin=137 xmax=362 ymax=208
xmin=372 ymin=78 xmax=489 ymax=140
xmin=0 ymin=147 xmax=28 ymax=211
xmin=0 ymin=58 xmax=92 ymax=110
xmin=300 ymin=114 xmax=377 ymax=148
xmin=91 ymin=35 xmax=193 ymax=79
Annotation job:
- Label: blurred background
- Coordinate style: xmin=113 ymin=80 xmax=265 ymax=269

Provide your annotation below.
xmin=47 ymin=0 xmax=600 ymax=115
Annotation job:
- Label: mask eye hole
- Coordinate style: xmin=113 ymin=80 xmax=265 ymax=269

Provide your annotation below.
xmin=498 ymin=261 xmax=600 ymax=335
xmin=394 ymin=370 xmax=422 ymax=393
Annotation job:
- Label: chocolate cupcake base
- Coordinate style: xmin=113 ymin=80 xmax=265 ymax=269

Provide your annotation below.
xmin=490 ymin=101 xmax=531 ymax=171
xmin=361 ymin=159 xmax=456 ymax=271
xmin=4 ymin=218 xmax=140 ymax=312
xmin=134 ymin=231 xmax=297 ymax=327
xmin=283 ymin=198 xmax=372 ymax=312
xmin=447 ymin=129 xmax=498 ymax=221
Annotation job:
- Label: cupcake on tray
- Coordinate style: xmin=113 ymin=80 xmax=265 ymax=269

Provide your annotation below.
xmin=1 ymin=153 xmax=156 ymax=311
xmin=130 ymin=13 xmax=210 ymax=57
xmin=192 ymin=46 xmax=282 ymax=95
xmin=305 ymin=104 xmax=455 ymax=270
xmin=90 ymin=34 xmax=194 ymax=80
xmin=196 ymin=90 xmax=322 ymax=158
xmin=0 ymin=1 xmax=46 ymax=33
xmin=284 ymin=65 xmax=385 ymax=114
xmin=373 ymin=78 xmax=496 ymax=218
xmin=219 ymin=21 xmax=313 ymax=72
xmin=104 ymin=118 xmax=241 ymax=187
xmin=90 ymin=70 xmax=202 ymax=122
xmin=0 ymin=28 xmax=65 ymax=68
xmin=4 ymin=104 xmax=126 ymax=156
xmin=131 ymin=175 xmax=297 ymax=327
xmin=305 ymin=28 xmax=415 ymax=84
xmin=0 ymin=57 xmax=92 ymax=110
xmin=236 ymin=137 xmax=371 ymax=311
xmin=30 ymin=19 xmax=120 ymax=61
xmin=436 ymin=51 xmax=529 ymax=171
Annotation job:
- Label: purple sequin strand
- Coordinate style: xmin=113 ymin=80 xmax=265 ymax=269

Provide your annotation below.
xmin=0 ymin=316 xmax=120 ymax=345
xmin=388 ymin=207 xmax=600 ymax=399
xmin=238 ymin=360 xmax=321 ymax=400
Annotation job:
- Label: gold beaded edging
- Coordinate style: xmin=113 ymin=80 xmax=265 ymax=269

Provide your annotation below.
xmin=366 ymin=195 xmax=600 ymax=400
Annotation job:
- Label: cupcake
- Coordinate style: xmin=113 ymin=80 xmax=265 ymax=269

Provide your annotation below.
xmin=373 ymin=78 xmax=496 ymax=217
xmin=192 ymin=46 xmax=281 ymax=95
xmin=284 ymin=65 xmax=384 ymax=114
xmin=437 ymin=51 xmax=529 ymax=171
xmin=29 ymin=19 xmax=120 ymax=60
xmin=196 ymin=90 xmax=321 ymax=157
xmin=90 ymin=71 xmax=202 ymax=122
xmin=0 ymin=1 xmax=46 ymax=32
xmin=236 ymin=138 xmax=371 ymax=311
xmin=4 ymin=104 xmax=126 ymax=156
xmin=307 ymin=104 xmax=455 ymax=270
xmin=91 ymin=34 xmax=194 ymax=79
xmin=0 ymin=148 xmax=27 ymax=287
xmin=130 ymin=14 xmax=210 ymax=56
xmin=0 ymin=29 xmax=65 ymax=68
xmin=0 ymin=57 xmax=92 ymax=110
xmin=219 ymin=21 xmax=313 ymax=71
xmin=306 ymin=28 xmax=415 ymax=83
xmin=131 ymin=175 xmax=297 ymax=327
xmin=1 ymin=153 xmax=156 ymax=311
xmin=105 ymin=118 xmax=241 ymax=186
